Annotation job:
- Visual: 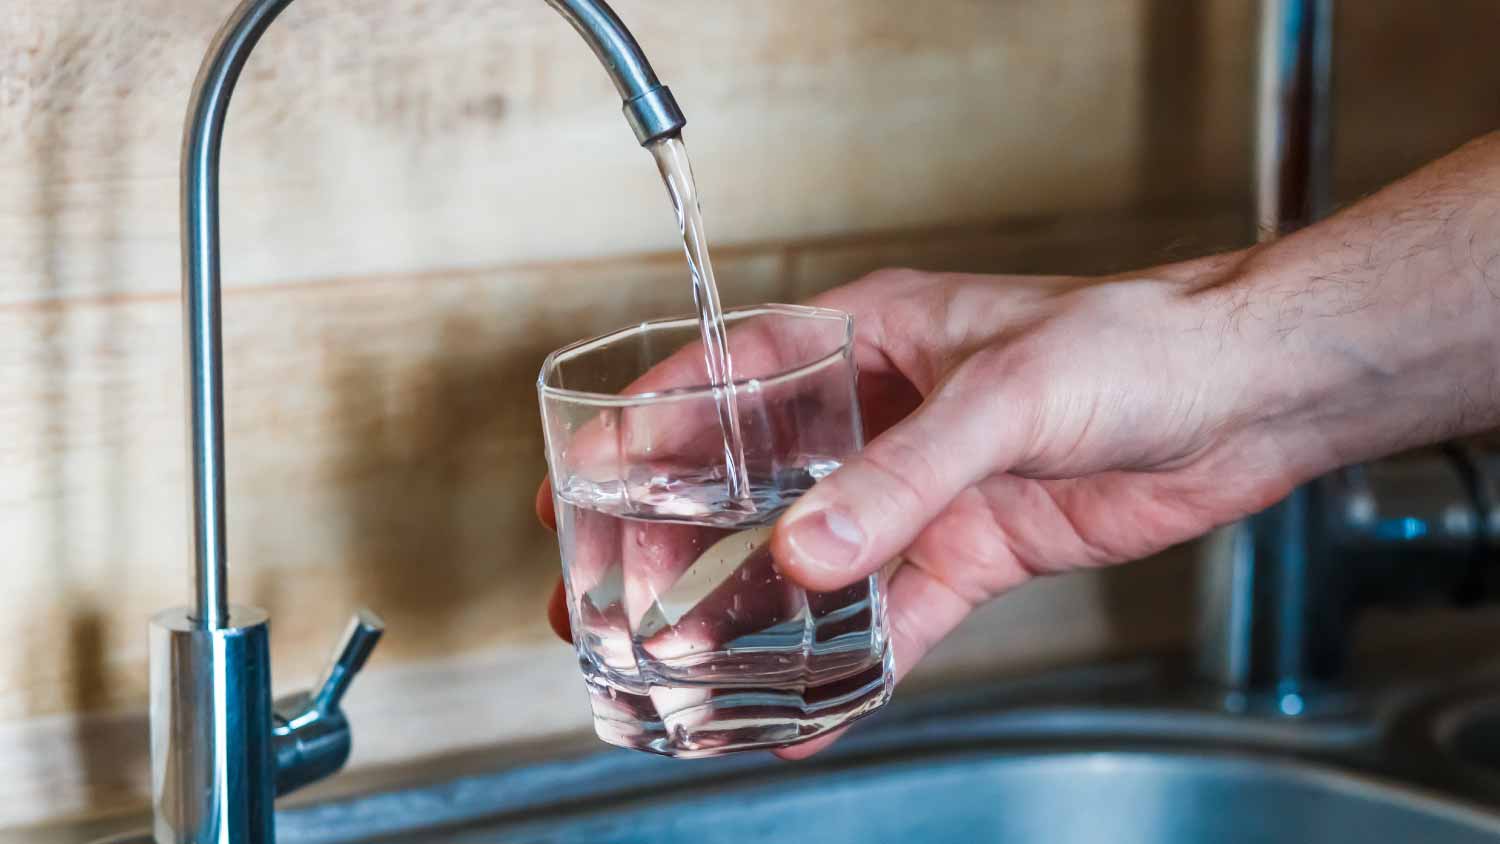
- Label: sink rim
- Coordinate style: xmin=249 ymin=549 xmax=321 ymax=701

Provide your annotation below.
xmin=300 ymin=747 xmax=1500 ymax=844
xmin=272 ymin=706 xmax=1494 ymax=844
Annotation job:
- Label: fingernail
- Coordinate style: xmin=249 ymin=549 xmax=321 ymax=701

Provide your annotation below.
xmin=782 ymin=508 xmax=864 ymax=574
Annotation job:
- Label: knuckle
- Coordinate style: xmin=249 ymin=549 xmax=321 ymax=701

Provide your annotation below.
xmin=888 ymin=600 xmax=940 ymax=658
xmin=812 ymin=268 xmax=926 ymax=316
xmin=858 ymin=267 xmax=926 ymax=291
xmin=859 ymin=435 xmax=944 ymax=517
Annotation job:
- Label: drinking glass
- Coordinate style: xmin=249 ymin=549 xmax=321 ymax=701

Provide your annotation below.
xmin=537 ymin=304 xmax=893 ymax=757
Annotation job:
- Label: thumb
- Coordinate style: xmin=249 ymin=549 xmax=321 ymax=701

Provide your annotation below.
xmin=772 ymin=376 xmax=1021 ymax=591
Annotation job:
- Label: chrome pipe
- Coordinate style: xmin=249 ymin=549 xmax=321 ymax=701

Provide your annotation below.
xmin=180 ymin=0 xmax=292 ymax=632
xmin=1199 ymin=0 xmax=1336 ymax=709
xmin=1254 ymin=0 xmax=1335 ymax=240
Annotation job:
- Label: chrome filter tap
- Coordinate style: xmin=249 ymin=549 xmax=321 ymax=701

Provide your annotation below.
xmin=156 ymin=1 xmax=685 ymax=841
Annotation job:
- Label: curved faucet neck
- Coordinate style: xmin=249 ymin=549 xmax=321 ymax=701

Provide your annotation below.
xmin=178 ymin=0 xmax=685 ymax=630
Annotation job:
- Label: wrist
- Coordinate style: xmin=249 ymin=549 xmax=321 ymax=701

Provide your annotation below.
xmin=1194 ymin=151 xmax=1500 ymax=475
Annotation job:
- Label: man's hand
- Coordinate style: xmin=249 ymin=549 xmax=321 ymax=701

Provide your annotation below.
xmin=538 ymin=131 xmax=1500 ymax=757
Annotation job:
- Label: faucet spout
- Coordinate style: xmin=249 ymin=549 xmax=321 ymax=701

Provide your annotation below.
xmin=544 ymin=0 xmax=688 ymax=144
xmin=161 ymin=1 xmax=684 ymax=842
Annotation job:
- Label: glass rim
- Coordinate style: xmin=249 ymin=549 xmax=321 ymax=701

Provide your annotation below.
xmin=537 ymin=303 xmax=855 ymax=408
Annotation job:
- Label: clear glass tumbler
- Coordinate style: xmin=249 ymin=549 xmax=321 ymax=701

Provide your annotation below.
xmin=537 ymin=304 xmax=893 ymax=757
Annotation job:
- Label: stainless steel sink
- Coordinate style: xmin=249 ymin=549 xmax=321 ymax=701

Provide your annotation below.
xmin=82 ymin=750 xmax=1500 ymax=844
xmin=78 ymin=662 xmax=1500 ymax=844
xmin=414 ymin=751 xmax=1500 ymax=844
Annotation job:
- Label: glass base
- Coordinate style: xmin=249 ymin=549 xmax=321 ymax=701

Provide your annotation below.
xmin=584 ymin=647 xmax=894 ymax=758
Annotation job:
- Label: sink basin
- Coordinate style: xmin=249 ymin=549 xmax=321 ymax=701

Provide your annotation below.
xmin=393 ymin=749 xmax=1500 ymax=844
xmin=263 ymin=661 xmax=1500 ymax=844
xmin=85 ymin=748 xmax=1500 ymax=844
xmin=81 ymin=663 xmax=1500 ymax=844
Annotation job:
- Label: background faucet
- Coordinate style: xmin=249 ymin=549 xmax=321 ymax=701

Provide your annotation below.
xmin=154 ymin=1 xmax=685 ymax=841
xmin=1197 ymin=0 xmax=1500 ymax=715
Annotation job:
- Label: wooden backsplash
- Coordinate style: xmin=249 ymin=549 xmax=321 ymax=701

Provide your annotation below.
xmin=2 ymin=0 xmax=1497 ymax=830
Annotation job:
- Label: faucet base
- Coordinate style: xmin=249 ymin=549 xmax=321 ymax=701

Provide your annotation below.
xmin=150 ymin=606 xmax=275 ymax=844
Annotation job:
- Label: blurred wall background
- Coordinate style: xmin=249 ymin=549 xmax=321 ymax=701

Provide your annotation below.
xmin=1 ymin=0 xmax=1496 ymax=829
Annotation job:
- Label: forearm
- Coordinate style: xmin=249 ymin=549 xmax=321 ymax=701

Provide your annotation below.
xmin=1194 ymin=132 xmax=1500 ymax=477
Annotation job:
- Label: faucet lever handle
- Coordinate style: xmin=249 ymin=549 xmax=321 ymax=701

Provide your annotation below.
xmin=271 ymin=609 xmax=383 ymax=797
xmin=312 ymin=608 xmax=385 ymax=714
